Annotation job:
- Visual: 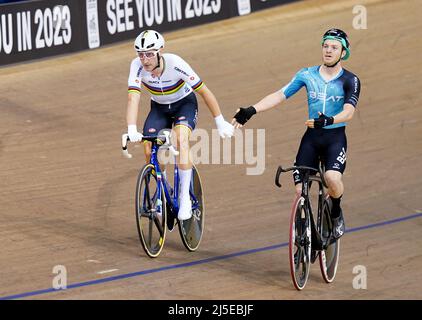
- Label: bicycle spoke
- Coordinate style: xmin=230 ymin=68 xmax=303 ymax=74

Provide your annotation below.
xmin=153 ymin=215 xmax=164 ymax=236
xmin=148 ymin=215 xmax=153 ymax=247
xmin=144 ymin=174 xmax=152 ymax=209
xmin=295 ymin=248 xmax=303 ymax=268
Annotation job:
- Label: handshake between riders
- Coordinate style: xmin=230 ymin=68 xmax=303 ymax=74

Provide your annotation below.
xmin=125 ymin=28 xmax=360 ymax=240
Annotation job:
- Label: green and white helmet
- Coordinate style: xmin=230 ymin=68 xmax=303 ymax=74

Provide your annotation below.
xmin=322 ymin=28 xmax=350 ymax=60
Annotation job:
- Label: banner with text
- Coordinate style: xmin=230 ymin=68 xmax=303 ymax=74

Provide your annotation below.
xmin=0 ymin=0 xmax=87 ymax=65
xmin=96 ymin=0 xmax=235 ymax=45
xmin=1 ymin=0 xmax=297 ymax=66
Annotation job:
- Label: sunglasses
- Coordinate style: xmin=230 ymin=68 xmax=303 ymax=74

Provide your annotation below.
xmin=138 ymin=51 xmax=158 ymax=59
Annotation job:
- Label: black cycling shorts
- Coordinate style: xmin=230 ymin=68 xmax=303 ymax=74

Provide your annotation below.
xmin=142 ymin=92 xmax=198 ymax=136
xmin=293 ymin=127 xmax=347 ymax=184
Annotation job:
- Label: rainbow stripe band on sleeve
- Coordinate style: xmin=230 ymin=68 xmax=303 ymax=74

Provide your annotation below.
xmin=192 ymin=80 xmax=204 ymax=91
xmin=128 ymin=86 xmax=141 ymax=94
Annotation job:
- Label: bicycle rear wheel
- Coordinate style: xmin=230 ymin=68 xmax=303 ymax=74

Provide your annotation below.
xmin=318 ymin=198 xmax=340 ymax=283
xmin=178 ymin=165 xmax=205 ymax=252
xmin=136 ymin=164 xmax=167 ymax=258
xmin=289 ymin=195 xmax=311 ymax=290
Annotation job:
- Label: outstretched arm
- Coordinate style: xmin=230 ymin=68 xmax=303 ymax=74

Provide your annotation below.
xmin=196 ymin=84 xmax=222 ymax=117
xmin=253 ymin=90 xmax=286 ymax=113
xmin=196 ymin=85 xmax=234 ymax=138
xmin=231 ymin=90 xmax=286 ymax=128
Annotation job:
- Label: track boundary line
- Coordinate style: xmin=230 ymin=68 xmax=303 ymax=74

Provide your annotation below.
xmin=1 ymin=212 xmax=421 ymax=300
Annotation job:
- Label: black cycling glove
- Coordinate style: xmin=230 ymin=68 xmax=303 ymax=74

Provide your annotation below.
xmin=233 ymin=106 xmax=257 ymax=125
xmin=314 ymin=113 xmax=334 ymax=129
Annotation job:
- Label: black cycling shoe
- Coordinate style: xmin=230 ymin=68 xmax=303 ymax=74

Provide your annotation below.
xmin=332 ymin=209 xmax=345 ymax=239
xmin=311 ymin=250 xmax=319 ymax=264
xmin=166 ymin=203 xmax=175 ymax=232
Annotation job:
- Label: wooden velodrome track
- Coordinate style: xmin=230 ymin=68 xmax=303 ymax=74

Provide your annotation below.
xmin=1 ymin=0 xmax=421 ymax=300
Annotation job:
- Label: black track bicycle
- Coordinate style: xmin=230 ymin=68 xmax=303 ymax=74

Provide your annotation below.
xmin=275 ymin=163 xmax=340 ymax=290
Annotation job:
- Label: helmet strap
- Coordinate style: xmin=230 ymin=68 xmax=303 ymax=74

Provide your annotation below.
xmin=152 ymin=52 xmax=161 ymax=72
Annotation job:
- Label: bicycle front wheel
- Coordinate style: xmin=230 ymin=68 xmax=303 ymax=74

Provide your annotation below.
xmin=319 ymin=198 xmax=340 ymax=283
xmin=135 ymin=164 xmax=167 ymax=258
xmin=178 ymin=165 xmax=205 ymax=252
xmin=289 ymin=195 xmax=311 ymax=290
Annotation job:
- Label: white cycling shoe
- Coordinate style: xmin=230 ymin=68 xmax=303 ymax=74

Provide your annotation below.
xmin=178 ymin=195 xmax=192 ymax=221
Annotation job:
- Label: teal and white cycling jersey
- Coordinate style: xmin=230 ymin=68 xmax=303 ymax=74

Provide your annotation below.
xmin=281 ymin=66 xmax=361 ymax=128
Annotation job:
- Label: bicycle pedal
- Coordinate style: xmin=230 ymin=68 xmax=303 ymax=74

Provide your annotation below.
xmin=167 ymin=220 xmax=175 ymax=232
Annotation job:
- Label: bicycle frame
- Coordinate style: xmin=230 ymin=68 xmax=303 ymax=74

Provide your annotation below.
xmin=276 ymin=165 xmax=326 ymax=249
xmin=148 ymin=139 xmax=201 ymax=218
xmin=301 ymin=170 xmax=324 ymax=250
xmin=149 ymin=141 xmax=178 ymax=216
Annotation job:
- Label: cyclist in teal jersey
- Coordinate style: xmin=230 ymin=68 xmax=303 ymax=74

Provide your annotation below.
xmin=232 ymin=29 xmax=361 ymax=239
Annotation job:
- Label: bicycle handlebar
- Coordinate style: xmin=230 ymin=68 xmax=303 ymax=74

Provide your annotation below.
xmin=121 ymin=131 xmax=179 ymax=159
xmin=275 ymin=165 xmax=328 ymax=188
xmin=121 ymin=134 xmax=132 ymax=159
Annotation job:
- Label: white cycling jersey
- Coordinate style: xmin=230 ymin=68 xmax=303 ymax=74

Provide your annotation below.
xmin=128 ymin=53 xmax=204 ymax=105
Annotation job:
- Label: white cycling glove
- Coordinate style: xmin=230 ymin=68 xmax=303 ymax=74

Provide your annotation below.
xmin=127 ymin=124 xmax=143 ymax=142
xmin=214 ymin=114 xmax=234 ymax=139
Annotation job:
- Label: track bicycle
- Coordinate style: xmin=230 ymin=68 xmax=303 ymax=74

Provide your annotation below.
xmin=122 ymin=131 xmax=205 ymax=258
xmin=275 ymin=162 xmax=340 ymax=290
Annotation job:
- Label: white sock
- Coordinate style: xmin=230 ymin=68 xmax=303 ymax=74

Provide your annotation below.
xmin=179 ymin=168 xmax=192 ymax=202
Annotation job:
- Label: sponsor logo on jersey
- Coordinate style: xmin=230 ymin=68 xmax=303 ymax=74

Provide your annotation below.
xmin=174 ymin=67 xmax=189 ymax=77
xmin=310 ymin=91 xmax=344 ymax=102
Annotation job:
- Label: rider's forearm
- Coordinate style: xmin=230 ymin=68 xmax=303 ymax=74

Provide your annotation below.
xmin=333 ymin=104 xmax=355 ymax=124
xmin=197 ymin=85 xmax=221 ymax=117
xmin=253 ymin=91 xmax=286 ymax=113
xmin=126 ymin=93 xmax=140 ymax=125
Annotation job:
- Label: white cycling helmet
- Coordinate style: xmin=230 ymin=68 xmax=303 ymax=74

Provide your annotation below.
xmin=134 ymin=30 xmax=165 ymax=52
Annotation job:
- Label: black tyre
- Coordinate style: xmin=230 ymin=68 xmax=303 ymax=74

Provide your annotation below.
xmin=178 ymin=165 xmax=205 ymax=252
xmin=135 ymin=164 xmax=167 ymax=258
xmin=318 ymin=198 xmax=340 ymax=283
xmin=289 ymin=195 xmax=311 ymax=290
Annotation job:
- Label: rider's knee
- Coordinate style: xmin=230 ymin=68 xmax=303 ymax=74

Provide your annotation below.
xmin=325 ymin=171 xmax=342 ymax=188
xmin=174 ymin=126 xmax=190 ymax=148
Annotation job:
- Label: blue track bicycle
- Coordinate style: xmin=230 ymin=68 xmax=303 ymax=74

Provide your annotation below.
xmin=122 ymin=131 xmax=205 ymax=258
